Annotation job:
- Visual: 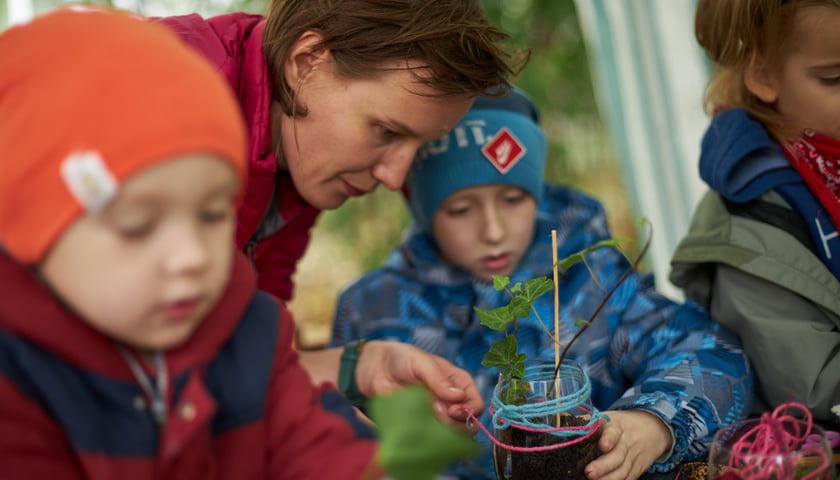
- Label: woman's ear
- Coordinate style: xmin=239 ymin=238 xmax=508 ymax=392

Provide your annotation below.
xmin=744 ymin=57 xmax=780 ymax=104
xmin=284 ymin=30 xmax=332 ymax=87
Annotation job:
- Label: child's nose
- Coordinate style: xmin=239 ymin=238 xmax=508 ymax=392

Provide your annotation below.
xmin=481 ymin=206 xmax=505 ymax=243
xmin=164 ymin=223 xmax=209 ymax=275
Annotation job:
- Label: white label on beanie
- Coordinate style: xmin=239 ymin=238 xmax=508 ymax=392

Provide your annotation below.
xmin=61 ymin=150 xmax=118 ymax=212
xmin=481 ymin=127 xmax=526 ymax=175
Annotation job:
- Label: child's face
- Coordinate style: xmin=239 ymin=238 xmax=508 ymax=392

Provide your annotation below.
xmin=432 ymin=184 xmax=537 ymax=281
xmin=759 ymin=6 xmax=840 ymax=139
xmin=40 ymin=154 xmax=239 ymax=352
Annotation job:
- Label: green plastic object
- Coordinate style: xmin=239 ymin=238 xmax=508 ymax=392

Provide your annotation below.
xmin=369 ymin=385 xmax=480 ymax=480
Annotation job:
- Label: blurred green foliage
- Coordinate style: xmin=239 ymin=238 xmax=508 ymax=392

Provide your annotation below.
xmin=483 ymin=0 xmax=597 ymax=117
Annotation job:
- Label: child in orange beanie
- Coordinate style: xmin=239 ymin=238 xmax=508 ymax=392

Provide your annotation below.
xmin=0 ymin=7 xmax=394 ymax=479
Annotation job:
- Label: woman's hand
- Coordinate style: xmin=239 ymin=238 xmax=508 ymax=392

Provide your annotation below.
xmin=584 ymin=409 xmax=673 ymax=480
xmin=356 ymin=341 xmax=484 ymax=433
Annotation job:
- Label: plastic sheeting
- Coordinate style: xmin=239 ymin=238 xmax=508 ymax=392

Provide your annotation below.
xmin=574 ymin=0 xmax=709 ymax=298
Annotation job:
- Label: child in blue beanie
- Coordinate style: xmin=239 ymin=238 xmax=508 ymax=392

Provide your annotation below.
xmin=331 ymin=88 xmax=754 ymax=479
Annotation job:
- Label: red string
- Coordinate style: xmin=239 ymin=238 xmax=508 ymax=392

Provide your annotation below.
xmin=720 ymin=402 xmax=830 ymax=480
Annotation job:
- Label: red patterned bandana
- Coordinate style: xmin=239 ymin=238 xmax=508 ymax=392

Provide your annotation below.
xmin=784 ymin=131 xmax=840 ymax=230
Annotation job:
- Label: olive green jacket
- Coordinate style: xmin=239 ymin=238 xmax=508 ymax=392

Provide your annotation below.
xmin=670 ymin=190 xmax=840 ymax=422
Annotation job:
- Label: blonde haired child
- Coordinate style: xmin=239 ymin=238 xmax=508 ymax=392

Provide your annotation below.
xmin=671 ymin=0 xmax=840 ymax=424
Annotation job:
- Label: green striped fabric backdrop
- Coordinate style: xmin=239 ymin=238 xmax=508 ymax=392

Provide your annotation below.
xmin=574 ymin=0 xmax=709 ymax=299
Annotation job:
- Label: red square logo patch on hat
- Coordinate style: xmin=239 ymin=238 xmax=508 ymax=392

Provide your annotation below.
xmin=481 ymin=127 xmax=527 ymax=174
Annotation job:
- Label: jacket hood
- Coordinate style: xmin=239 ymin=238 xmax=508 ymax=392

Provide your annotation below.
xmin=699 ymin=108 xmax=801 ymax=202
xmin=389 ymin=184 xmax=610 ymax=287
xmin=0 ymin=250 xmax=257 ymax=379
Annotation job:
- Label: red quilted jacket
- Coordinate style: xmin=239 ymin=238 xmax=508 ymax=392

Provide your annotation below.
xmin=156 ymin=13 xmax=321 ymax=302
xmin=0 ymin=251 xmax=377 ymax=479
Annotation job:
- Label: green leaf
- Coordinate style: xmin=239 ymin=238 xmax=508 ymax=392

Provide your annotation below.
xmin=510 ymin=282 xmax=522 ymax=293
xmin=370 ymin=385 xmax=480 ymax=480
xmin=508 ymin=296 xmax=531 ymax=319
xmin=574 ymin=318 xmax=590 ymax=328
xmin=474 ymin=306 xmax=512 ymax=331
xmin=555 ymin=237 xmax=629 ymax=270
xmin=492 ymin=276 xmax=510 ymax=291
xmin=522 ymin=277 xmax=553 ymax=302
xmin=481 ymin=336 xmax=519 ymax=369
xmin=509 ymin=353 xmax=527 ymax=379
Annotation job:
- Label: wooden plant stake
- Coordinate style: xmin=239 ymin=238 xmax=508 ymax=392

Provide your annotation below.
xmin=552 ymin=229 xmax=561 ymax=417
xmin=552 ymin=230 xmax=560 ymax=385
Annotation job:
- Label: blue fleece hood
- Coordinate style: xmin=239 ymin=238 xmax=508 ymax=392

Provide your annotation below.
xmin=699 ymin=108 xmax=800 ymax=202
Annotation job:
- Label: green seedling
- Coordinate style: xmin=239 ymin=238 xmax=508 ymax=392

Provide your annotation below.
xmin=475 ymin=220 xmax=652 ymax=403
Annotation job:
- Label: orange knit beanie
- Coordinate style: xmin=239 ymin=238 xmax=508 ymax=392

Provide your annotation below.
xmin=0 ymin=6 xmax=247 ymax=264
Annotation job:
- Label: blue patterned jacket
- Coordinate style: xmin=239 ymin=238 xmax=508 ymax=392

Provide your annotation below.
xmin=332 ymin=184 xmax=754 ymax=479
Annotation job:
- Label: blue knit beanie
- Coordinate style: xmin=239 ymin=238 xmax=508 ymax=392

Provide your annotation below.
xmin=405 ymin=88 xmax=547 ymax=232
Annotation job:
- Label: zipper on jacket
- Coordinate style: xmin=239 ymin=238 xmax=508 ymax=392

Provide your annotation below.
xmin=245 ymin=240 xmax=257 ymax=267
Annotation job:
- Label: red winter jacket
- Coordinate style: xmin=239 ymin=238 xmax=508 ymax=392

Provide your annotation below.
xmin=155 ymin=13 xmax=321 ymax=302
xmin=0 ymin=251 xmax=377 ymax=479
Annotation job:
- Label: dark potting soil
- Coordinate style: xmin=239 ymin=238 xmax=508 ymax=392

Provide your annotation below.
xmin=493 ymin=415 xmax=601 ymax=480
